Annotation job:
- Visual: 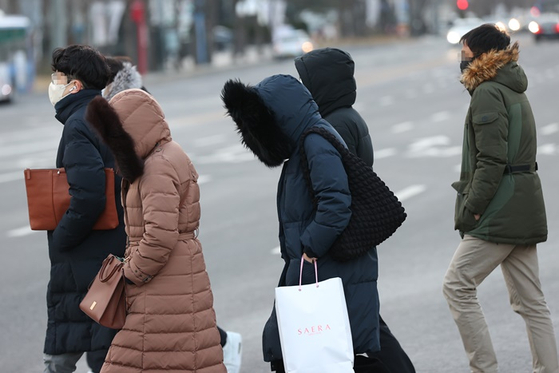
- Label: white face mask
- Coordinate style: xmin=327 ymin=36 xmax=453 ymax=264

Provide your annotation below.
xmin=48 ymin=82 xmax=73 ymax=106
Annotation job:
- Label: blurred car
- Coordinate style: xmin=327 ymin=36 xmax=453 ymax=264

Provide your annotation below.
xmin=0 ymin=63 xmax=13 ymax=103
xmin=446 ymin=17 xmax=484 ymax=45
xmin=272 ymin=29 xmax=313 ymax=59
xmin=529 ymin=13 xmax=559 ymax=41
xmin=508 ymin=17 xmax=522 ymax=31
xmin=213 ymin=25 xmax=233 ymax=51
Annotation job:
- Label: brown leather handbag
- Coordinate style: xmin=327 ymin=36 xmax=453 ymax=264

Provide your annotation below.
xmin=79 ymin=254 xmax=126 ymax=329
xmin=23 ymin=168 xmax=119 ymax=230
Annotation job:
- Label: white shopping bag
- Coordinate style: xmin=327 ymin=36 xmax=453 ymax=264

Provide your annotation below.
xmin=275 ymin=258 xmax=354 ymax=373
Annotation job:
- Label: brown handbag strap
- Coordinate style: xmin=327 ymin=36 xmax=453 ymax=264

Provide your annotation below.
xmin=98 ymin=255 xmax=123 ymax=283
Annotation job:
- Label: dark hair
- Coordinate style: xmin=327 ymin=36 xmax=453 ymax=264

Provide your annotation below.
xmin=51 ymin=45 xmax=110 ymax=90
xmin=105 ymin=56 xmax=133 ymax=84
xmin=460 ymin=24 xmax=511 ymax=57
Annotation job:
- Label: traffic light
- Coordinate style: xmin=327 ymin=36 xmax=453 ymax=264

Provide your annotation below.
xmin=457 ymin=0 xmax=469 ymax=11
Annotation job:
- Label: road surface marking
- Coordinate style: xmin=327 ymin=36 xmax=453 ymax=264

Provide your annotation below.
xmin=271 ymin=246 xmax=281 ymax=255
xmin=353 ymin=102 xmax=365 ymax=112
xmin=375 ymin=148 xmax=397 ymax=159
xmin=196 ymin=145 xmax=255 ymax=164
xmin=395 ymin=184 xmax=427 ymax=201
xmin=431 ymin=111 xmax=451 ymax=122
xmin=392 ymin=121 xmax=414 ymax=134
xmin=541 ymin=123 xmax=558 ymax=136
xmin=198 ymin=174 xmax=212 ymax=184
xmin=7 ymin=226 xmax=38 ymax=238
xmin=194 ymin=134 xmax=228 ymax=147
xmin=407 ymin=136 xmax=461 ymax=157
xmin=538 ymin=143 xmax=556 ymax=155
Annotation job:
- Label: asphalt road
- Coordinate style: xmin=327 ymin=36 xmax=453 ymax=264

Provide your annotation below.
xmin=1 ymin=33 xmax=559 ymax=373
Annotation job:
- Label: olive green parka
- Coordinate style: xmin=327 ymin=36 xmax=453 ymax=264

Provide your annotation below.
xmin=453 ymin=42 xmax=547 ymax=245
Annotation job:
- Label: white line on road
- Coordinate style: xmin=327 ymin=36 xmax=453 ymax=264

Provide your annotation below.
xmin=196 ymin=145 xmax=255 ymax=164
xmin=198 ymin=174 xmax=212 ymax=184
xmin=541 ymin=123 xmax=559 ymax=136
xmin=271 ymin=246 xmax=281 ymax=255
xmin=375 ymin=148 xmax=397 ymax=159
xmin=395 ymin=184 xmax=427 ymax=201
xmin=431 ymin=111 xmax=451 ymax=122
xmin=7 ymin=226 xmax=38 ymax=238
xmin=391 ymin=121 xmax=414 ymax=134
xmin=407 ymin=136 xmax=461 ymax=157
xmin=193 ymin=134 xmax=228 ymax=147
xmin=538 ymin=143 xmax=556 ymax=155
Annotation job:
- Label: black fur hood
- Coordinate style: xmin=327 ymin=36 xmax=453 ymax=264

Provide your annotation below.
xmin=221 ymin=74 xmax=322 ymax=167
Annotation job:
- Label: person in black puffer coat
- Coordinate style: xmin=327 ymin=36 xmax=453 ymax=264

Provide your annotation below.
xmin=43 ymin=45 xmax=126 ymax=373
xmin=295 ymin=47 xmax=416 ymax=373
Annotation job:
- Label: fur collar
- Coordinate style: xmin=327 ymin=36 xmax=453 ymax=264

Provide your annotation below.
xmin=221 ymin=79 xmax=295 ymax=167
xmin=461 ymin=42 xmax=519 ymax=91
xmin=86 ymin=96 xmax=144 ymax=182
xmin=104 ymin=62 xmax=143 ymax=101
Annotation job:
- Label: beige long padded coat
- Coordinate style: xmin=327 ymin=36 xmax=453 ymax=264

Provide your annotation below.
xmin=86 ymin=89 xmax=225 ymax=373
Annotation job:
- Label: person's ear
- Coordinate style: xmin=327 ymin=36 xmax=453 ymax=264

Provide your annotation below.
xmin=70 ymin=80 xmax=83 ymax=93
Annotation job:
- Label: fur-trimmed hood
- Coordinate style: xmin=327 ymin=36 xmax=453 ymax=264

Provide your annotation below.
xmin=103 ymin=62 xmax=143 ymax=101
xmin=86 ymin=89 xmax=171 ymax=182
xmin=461 ymin=42 xmax=526 ymax=92
xmin=221 ymin=74 xmax=322 ymax=167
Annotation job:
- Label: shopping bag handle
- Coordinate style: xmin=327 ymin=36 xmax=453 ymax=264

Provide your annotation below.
xmin=299 ymin=257 xmax=318 ymax=291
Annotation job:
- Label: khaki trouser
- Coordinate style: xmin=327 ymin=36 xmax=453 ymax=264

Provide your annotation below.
xmin=443 ymin=235 xmax=559 ymax=373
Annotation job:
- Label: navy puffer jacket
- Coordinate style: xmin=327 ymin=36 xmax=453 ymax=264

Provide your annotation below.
xmin=222 ymin=75 xmax=380 ymax=362
xmin=45 ymin=90 xmax=126 ymax=355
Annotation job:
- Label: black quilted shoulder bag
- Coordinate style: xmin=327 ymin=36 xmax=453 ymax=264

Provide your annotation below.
xmin=300 ymin=126 xmax=407 ymax=262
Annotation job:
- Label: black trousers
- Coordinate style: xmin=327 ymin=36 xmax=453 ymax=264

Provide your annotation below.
xmin=218 ymin=325 xmax=227 ymax=347
xmin=271 ymin=316 xmax=415 ymax=373
xmin=87 ymin=349 xmax=109 ymax=373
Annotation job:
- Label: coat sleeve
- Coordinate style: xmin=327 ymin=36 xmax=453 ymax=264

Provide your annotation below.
xmin=300 ymin=134 xmax=352 ymax=258
xmin=466 ymin=85 xmax=508 ymax=215
xmin=51 ymin=119 xmax=107 ymax=252
xmin=356 ymin=132 xmax=374 ymax=167
xmin=331 ymin=121 xmax=359 ymax=157
xmin=330 ymin=114 xmax=374 ymax=167
xmin=124 ymin=157 xmax=180 ymax=286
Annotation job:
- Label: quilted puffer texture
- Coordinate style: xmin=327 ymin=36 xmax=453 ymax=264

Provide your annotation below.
xmin=88 ymin=89 xmax=225 ymax=373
